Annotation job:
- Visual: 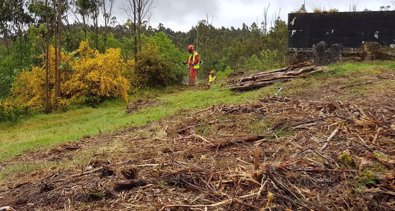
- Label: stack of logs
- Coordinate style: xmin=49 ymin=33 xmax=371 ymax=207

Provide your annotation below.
xmin=230 ymin=62 xmax=323 ymax=92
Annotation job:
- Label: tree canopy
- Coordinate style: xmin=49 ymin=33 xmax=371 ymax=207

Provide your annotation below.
xmin=0 ymin=0 xmax=288 ymax=120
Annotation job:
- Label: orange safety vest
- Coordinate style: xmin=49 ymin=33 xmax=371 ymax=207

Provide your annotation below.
xmin=188 ymin=52 xmax=200 ymax=70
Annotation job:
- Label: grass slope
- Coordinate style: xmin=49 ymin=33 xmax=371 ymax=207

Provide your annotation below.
xmin=0 ymin=86 xmax=274 ymax=163
xmin=0 ymin=60 xmax=394 ymax=164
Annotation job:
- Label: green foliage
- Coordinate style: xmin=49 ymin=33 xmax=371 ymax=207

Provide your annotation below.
xmin=260 ymin=49 xmax=284 ymax=69
xmin=133 ymin=42 xmax=174 ymax=88
xmin=0 ymin=36 xmax=34 ymax=97
xmin=358 ymin=169 xmax=378 ymax=186
xmin=239 ymin=49 xmax=283 ymax=71
xmin=264 ymin=19 xmax=288 ymax=65
xmin=216 ymin=66 xmax=234 ymax=79
xmin=243 ymin=54 xmax=263 ymax=70
xmin=75 ymin=0 xmax=93 ymax=15
xmin=158 ymin=19 xmax=288 ymax=75
xmin=0 ymin=100 xmax=29 ymax=123
xmin=338 ymin=150 xmax=356 ymax=167
xmin=0 ymin=0 xmax=291 ymax=116
xmin=28 ymin=0 xmax=55 ymax=23
xmin=205 ymin=19 xmax=288 ymax=72
xmin=146 ymin=32 xmax=187 ymax=76
xmin=131 ymin=32 xmax=186 ymax=88
xmin=0 ymin=55 xmax=14 ymax=97
xmin=106 ymin=34 xmax=124 ymax=49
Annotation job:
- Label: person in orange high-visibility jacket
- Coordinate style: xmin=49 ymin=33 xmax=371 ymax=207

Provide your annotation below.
xmin=185 ymin=45 xmax=200 ymax=86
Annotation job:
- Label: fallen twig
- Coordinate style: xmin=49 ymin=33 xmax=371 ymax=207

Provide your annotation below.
xmin=160 ymin=192 xmax=259 ymax=210
xmin=356 ymin=135 xmax=374 ymax=152
xmin=71 ymin=162 xmax=168 ymax=178
xmin=364 ymin=188 xmax=395 ymax=196
xmin=320 ymin=126 xmax=341 ymax=151
xmin=288 ymin=168 xmax=356 ymax=173
xmin=192 ymin=134 xmax=212 ymax=144
xmin=372 ymin=127 xmax=383 ymax=144
xmin=211 ymin=136 xmax=266 ymax=150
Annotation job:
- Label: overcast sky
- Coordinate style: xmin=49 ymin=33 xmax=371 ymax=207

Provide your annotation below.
xmin=113 ymin=0 xmax=393 ymax=32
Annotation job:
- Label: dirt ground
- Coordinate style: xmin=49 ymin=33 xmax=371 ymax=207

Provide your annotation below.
xmin=1 ymin=75 xmax=394 ymax=210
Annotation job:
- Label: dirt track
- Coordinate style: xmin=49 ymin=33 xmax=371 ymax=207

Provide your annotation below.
xmin=1 ymin=87 xmax=394 ymax=210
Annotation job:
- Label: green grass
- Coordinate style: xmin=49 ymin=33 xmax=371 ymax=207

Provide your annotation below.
xmin=0 ymin=84 xmax=277 ymax=163
xmin=328 ymin=60 xmax=395 ymax=76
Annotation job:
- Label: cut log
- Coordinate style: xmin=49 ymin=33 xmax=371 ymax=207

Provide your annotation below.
xmin=230 ymin=63 xmax=321 ymax=92
xmin=230 ymin=79 xmax=291 ymax=92
xmin=238 ymin=67 xmax=289 ymax=82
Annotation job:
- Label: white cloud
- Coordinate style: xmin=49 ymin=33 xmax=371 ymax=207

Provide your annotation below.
xmin=113 ymin=0 xmax=392 ymax=31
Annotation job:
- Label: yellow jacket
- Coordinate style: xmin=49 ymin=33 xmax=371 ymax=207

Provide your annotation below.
xmin=208 ymin=75 xmax=216 ymax=83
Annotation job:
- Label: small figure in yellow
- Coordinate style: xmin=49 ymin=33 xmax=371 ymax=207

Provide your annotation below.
xmin=206 ymin=69 xmax=216 ymax=89
xmin=208 ymin=69 xmax=216 ymax=83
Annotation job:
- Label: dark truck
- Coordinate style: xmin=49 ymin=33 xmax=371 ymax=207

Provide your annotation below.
xmin=288 ymin=10 xmax=395 ymax=49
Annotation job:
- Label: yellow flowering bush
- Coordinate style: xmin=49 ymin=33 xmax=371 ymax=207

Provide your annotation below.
xmin=64 ymin=42 xmax=130 ymax=104
xmin=11 ymin=41 xmax=130 ymax=110
xmin=11 ymin=46 xmax=73 ymax=109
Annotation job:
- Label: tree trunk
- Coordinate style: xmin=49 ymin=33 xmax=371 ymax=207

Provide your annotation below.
xmin=19 ymin=26 xmax=23 ymax=68
xmin=132 ymin=0 xmax=138 ymax=61
xmin=4 ymin=30 xmax=12 ymax=89
xmin=103 ymin=26 xmax=108 ymax=52
xmin=45 ymin=0 xmax=51 ymax=113
xmin=58 ymin=1 xmax=62 ymax=101
xmin=137 ymin=10 xmax=142 ymax=52
xmin=137 ymin=0 xmax=143 ymax=52
xmin=82 ymin=15 xmax=87 ymax=40
xmin=54 ymin=0 xmax=59 ymax=107
xmin=54 ymin=0 xmax=63 ymax=105
xmin=95 ymin=15 xmax=99 ymax=50
xmin=103 ymin=0 xmax=107 ymax=52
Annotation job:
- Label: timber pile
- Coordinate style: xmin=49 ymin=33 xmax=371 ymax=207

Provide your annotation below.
xmin=230 ymin=62 xmax=323 ymax=91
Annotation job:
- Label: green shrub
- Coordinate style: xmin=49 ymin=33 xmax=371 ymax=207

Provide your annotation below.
xmin=260 ymin=49 xmax=284 ymax=69
xmin=132 ymin=32 xmax=186 ymax=88
xmin=146 ymin=32 xmax=186 ymax=84
xmin=244 ymin=54 xmax=264 ymax=70
xmin=216 ymin=66 xmax=234 ymax=79
xmin=0 ymin=100 xmax=29 ymax=123
xmin=134 ymin=43 xmax=174 ymax=88
xmin=239 ymin=49 xmax=284 ymax=71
